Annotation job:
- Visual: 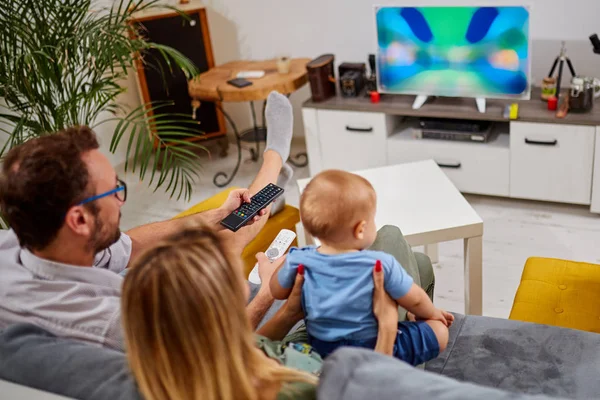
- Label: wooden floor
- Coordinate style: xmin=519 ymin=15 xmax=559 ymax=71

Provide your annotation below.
xmin=119 ymin=139 xmax=600 ymax=319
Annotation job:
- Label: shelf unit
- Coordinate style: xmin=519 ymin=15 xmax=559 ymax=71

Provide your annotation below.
xmin=302 ymin=89 xmax=600 ymax=213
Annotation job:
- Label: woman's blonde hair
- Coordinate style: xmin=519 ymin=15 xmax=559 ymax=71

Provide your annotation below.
xmin=121 ymin=226 xmax=317 ymax=400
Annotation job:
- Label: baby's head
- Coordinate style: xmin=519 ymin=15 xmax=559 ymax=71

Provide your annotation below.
xmin=300 ymin=170 xmax=377 ymax=250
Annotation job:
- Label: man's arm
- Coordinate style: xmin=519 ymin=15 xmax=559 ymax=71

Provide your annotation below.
xmin=125 ymin=189 xmax=264 ymax=266
xmin=246 ymin=252 xmax=285 ymax=330
xmin=247 ymin=287 xmax=276 ymax=330
xmin=126 ymin=208 xmax=226 ymax=264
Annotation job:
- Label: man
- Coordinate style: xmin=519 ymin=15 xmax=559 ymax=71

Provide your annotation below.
xmin=0 ymin=92 xmax=296 ymax=351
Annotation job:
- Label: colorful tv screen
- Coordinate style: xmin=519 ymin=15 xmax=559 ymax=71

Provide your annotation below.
xmin=375 ymin=6 xmax=531 ymax=99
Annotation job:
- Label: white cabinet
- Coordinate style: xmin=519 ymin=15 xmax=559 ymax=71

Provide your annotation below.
xmin=301 ymin=108 xmax=323 ymax=176
xmin=302 ymin=105 xmax=600 ymax=211
xmin=510 ymin=122 xmax=595 ymax=205
xmin=387 ymin=129 xmax=510 ymax=197
xmin=316 ymin=110 xmax=390 ymax=172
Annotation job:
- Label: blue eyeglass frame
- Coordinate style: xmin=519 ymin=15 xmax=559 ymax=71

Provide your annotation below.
xmin=77 ymin=178 xmax=127 ymax=205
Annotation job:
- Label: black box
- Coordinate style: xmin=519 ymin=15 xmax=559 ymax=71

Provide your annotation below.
xmin=340 ymin=70 xmax=365 ymax=97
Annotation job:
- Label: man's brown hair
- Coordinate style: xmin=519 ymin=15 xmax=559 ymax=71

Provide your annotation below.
xmin=0 ymin=126 xmax=100 ymax=250
xmin=300 ymin=169 xmax=376 ymax=242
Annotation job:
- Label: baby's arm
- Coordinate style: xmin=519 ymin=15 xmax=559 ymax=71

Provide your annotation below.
xmin=268 ymin=257 xmax=298 ymax=300
xmin=397 ymin=285 xmax=454 ymax=326
xmin=382 ymin=256 xmax=453 ymax=326
xmin=396 ymin=283 xmax=437 ymax=320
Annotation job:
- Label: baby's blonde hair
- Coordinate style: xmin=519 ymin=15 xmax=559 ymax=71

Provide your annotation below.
xmin=300 ymin=169 xmax=376 ymax=242
xmin=122 ymin=227 xmax=317 ymax=400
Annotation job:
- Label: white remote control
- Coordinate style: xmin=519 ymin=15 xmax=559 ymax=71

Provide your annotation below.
xmin=248 ymin=229 xmax=296 ymax=284
xmin=236 ymin=70 xmax=265 ymax=79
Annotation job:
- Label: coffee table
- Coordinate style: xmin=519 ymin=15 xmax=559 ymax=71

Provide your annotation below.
xmin=296 ymin=160 xmax=484 ymax=315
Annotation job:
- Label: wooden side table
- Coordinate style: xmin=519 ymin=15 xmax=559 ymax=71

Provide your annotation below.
xmin=189 ymin=58 xmax=311 ymax=187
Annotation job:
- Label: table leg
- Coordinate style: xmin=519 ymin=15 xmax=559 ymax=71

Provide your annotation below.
xmin=464 ymin=236 xmax=483 ymax=315
xmin=213 ymin=104 xmax=243 ymax=187
xmin=249 ymin=101 xmax=261 ymax=161
xmin=424 ymin=243 xmax=439 ymax=263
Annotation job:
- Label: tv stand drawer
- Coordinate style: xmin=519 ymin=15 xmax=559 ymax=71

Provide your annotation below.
xmin=510 ymin=122 xmax=595 ymax=204
xmin=316 ymin=110 xmax=391 ymax=172
xmin=387 ymin=130 xmax=510 ymax=197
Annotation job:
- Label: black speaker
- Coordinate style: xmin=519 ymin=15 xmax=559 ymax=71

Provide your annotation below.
xmin=131 ymin=6 xmax=225 ymax=145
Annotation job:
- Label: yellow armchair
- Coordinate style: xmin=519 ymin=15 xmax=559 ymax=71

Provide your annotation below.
xmin=173 ymin=187 xmax=300 ymax=278
xmin=509 ymin=257 xmax=600 ymax=334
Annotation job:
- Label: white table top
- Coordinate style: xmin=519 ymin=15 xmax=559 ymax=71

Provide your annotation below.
xmin=296 ymin=160 xmax=483 ymax=246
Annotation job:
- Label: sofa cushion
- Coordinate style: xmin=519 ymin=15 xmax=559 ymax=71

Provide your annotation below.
xmin=426 ymin=314 xmax=600 ymax=399
xmin=318 ymin=347 xmax=561 ymax=400
xmin=0 ymin=324 xmax=141 ymax=400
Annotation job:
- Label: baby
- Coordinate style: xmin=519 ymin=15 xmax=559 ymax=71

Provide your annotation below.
xmin=269 ymin=169 xmax=453 ymax=365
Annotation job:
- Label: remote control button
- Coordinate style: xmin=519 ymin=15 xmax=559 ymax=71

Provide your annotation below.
xmin=266 ymin=248 xmax=280 ymax=259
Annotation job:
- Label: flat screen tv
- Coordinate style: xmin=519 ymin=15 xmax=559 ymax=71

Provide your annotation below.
xmin=375 ymin=6 xmax=531 ymax=101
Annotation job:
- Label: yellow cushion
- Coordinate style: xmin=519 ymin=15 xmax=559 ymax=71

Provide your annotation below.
xmin=173 ymin=187 xmax=300 ymax=278
xmin=509 ymin=257 xmax=600 ymax=333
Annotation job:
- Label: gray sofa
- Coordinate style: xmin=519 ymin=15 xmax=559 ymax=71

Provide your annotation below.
xmin=2 ymin=312 xmax=600 ymax=400
xmin=319 ymin=313 xmax=600 ymax=400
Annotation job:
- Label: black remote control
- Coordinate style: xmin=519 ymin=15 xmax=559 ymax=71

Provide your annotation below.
xmin=220 ymin=183 xmax=284 ymax=232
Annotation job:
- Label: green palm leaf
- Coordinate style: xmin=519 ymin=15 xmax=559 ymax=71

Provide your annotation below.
xmin=0 ymin=0 xmax=209 ymax=225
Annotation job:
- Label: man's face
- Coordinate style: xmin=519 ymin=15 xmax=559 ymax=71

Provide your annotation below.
xmin=82 ymin=150 xmax=124 ymax=253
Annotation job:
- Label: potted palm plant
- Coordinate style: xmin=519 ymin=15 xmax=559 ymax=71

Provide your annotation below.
xmin=0 ymin=0 xmax=209 ymax=220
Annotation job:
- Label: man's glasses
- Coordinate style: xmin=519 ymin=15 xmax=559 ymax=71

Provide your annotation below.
xmin=78 ymin=178 xmax=127 ymax=205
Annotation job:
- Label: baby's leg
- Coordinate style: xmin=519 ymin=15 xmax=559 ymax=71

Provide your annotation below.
xmin=424 ymin=320 xmax=449 ymax=353
xmin=394 ymin=321 xmax=448 ymax=366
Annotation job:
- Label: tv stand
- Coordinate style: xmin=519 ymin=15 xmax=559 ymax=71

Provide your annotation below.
xmin=412 ymin=95 xmax=486 ymax=113
xmin=301 ymin=87 xmax=600 ymax=213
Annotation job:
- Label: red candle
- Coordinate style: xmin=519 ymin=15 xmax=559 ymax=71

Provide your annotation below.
xmin=547 ymin=96 xmax=558 ymax=111
xmin=370 ymin=91 xmax=380 ymax=103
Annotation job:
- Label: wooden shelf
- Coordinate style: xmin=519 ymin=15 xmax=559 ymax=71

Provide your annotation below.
xmin=388 ymin=120 xmax=510 ymax=150
xmin=303 ymin=87 xmax=600 ymax=127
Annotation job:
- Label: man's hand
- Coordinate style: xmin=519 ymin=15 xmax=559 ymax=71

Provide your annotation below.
xmin=255 ymin=252 xmax=285 ymax=290
xmin=219 ymin=188 xmax=267 ymax=225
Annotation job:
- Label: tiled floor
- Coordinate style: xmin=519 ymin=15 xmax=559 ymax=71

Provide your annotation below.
xmin=118 ymin=139 xmax=600 ymax=319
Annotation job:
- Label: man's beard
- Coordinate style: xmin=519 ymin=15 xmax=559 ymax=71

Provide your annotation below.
xmin=88 ymin=214 xmax=121 ymax=254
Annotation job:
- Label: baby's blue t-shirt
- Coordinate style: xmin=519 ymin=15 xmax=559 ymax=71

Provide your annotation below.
xmin=278 ymin=246 xmax=413 ymax=342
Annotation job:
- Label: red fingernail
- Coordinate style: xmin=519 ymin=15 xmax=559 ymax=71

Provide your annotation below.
xmin=375 ymin=260 xmax=382 ymax=272
xmin=298 ymin=264 xmax=305 ymax=275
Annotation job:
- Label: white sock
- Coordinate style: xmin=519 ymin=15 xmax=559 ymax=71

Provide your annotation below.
xmin=264 ymin=91 xmax=293 ymax=163
xmin=270 ymin=163 xmax=294 ymax=216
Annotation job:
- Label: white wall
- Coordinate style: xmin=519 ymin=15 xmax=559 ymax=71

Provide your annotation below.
xmin=12 ymin=0 xmax=593 ymax=166
xmin=198 ymin=0 xmax=600 ymax=140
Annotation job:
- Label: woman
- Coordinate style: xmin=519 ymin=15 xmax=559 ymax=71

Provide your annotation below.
xmin=121 ymin=227 xmax=399 ymax=400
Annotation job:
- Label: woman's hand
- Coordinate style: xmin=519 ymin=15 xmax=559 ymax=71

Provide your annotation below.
xmin=255 ymin=266 xmax=305 ymax=341
xmin=281 ymin=265 xmax=305 ymax=322
xmin=372 ymin=260 xmax=399 ymax=355
xmin=372 ymin=261 xmax=398 ymax=331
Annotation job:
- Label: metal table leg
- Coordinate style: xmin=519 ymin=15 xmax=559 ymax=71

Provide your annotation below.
xmin=213 ymin=104 xmax=243 ymax=188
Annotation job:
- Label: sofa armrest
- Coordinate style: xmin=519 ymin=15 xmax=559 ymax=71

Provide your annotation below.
xmin=0 ymin=324 xmax=141 ymax=400
xmin=318 ymin=347 xmax=560 ymax=400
